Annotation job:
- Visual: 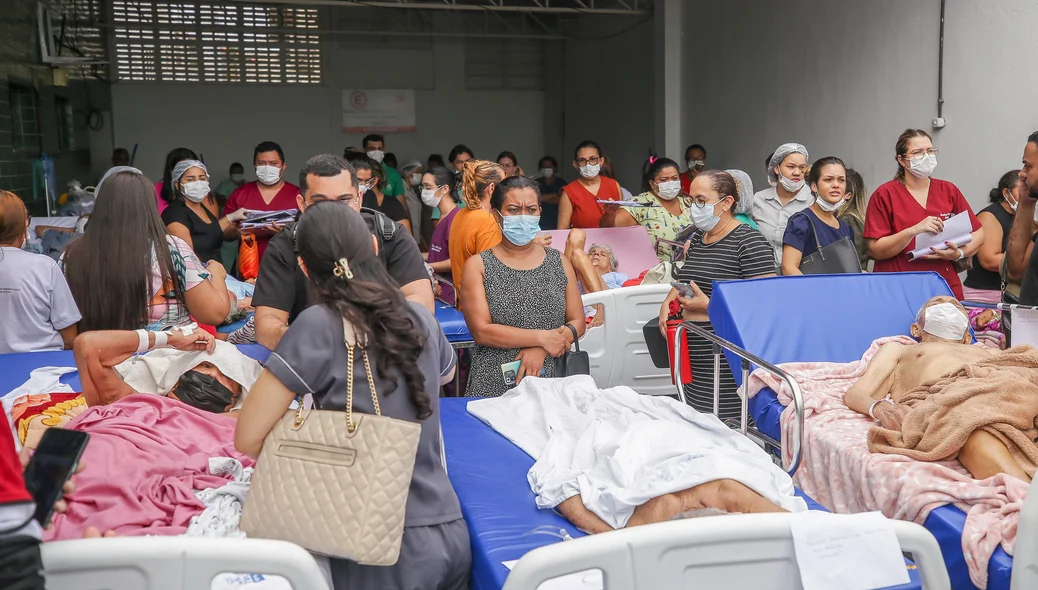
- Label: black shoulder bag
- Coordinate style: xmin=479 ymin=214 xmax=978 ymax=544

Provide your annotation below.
xmin=557 ymin=323 xmax=590 ymax=377
xmin=798 ymin=214 xmax=861 ymax=275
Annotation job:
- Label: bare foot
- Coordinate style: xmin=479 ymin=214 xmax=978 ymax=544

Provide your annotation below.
xmin=83 ymin=527 xmax=117 ymax=538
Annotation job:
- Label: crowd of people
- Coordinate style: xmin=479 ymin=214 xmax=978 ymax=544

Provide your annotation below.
xmin=2 ymin=126 xmax=1038 ymax=589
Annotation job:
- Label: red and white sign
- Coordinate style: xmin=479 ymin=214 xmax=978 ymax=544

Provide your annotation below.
xmin=342 ymin=89 xmax=416 ymax=133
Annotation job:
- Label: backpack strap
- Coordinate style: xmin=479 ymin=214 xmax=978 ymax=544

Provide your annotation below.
xmin=360 ymin=207 xmax=399 ymax=241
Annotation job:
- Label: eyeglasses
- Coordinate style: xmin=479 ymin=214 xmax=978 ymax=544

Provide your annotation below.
xmin=576 ymin=156 xmax=601 ymax=166
xmin=906 ymin=148 xmax=939 ymax=158
xmin=691 ymin=196 xmax=725 ymax=208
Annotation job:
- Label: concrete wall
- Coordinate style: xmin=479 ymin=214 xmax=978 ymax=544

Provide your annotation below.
xmin=112 ymin=36 xmax=545 ymax=184
xmin=682 ymin=0 xmax=1038 ymax=210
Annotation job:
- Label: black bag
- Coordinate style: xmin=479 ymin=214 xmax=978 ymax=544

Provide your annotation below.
xmin=557 ymin=323 xmax=590 ymax=377
xmin=798 ymin=214 xmax=862 ymax=275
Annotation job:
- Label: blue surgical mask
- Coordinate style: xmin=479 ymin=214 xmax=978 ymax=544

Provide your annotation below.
xmin=500 ymin=214 xmax=541 ymax=246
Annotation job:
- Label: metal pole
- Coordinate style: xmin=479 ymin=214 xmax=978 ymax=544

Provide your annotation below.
xmin=740 ymin=359 xmax=750 ymax=435
xmin=712 ymin=343 xmax=720 ymax=417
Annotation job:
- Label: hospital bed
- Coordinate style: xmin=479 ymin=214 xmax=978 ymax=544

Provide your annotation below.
xmin=677 ymin=271 xmax=1026 ymax=590
xmin=42 ymin=537 xmax=328 ymax=590
xmin=440 ymin=397 xmax=925 ymax=590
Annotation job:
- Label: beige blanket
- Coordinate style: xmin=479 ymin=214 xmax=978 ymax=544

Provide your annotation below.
xmin=868 ymin=346 xmax=1038 ymax=476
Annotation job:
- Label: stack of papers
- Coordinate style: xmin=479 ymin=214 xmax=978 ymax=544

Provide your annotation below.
xmin=239 ymin=209 xmax=297 ymax=231
xmin=908 ymin=211 xmax=973 ymax=260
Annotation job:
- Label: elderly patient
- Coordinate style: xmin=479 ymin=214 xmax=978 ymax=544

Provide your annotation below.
xmin=564 ymin=228 xmax=628 ymax=327
xmin=844 ymin=296 xmax=1037 ymax=482
xmin=73 ymin=326 xmax=260 ymax=413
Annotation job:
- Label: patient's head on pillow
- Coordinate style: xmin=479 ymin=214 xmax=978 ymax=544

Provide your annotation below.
xmin=911 ymin=296 xmax=970 ymax=344
xmin=168 ymin=361 xmax=241 ymax=413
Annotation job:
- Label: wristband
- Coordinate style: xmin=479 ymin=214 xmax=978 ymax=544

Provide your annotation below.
xmin=957 ymin=248 xmax=965 ymax=261
xmin=152 ymin=331 xmax=169 ymax=350
xmin=868 ymin=397 xmax=896 ymax=420
xmin=135 ymin=329 xmax=149 ymax=354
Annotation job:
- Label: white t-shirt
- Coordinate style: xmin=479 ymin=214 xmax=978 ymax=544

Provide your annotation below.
xmin=0 ymin=247 xmax=81 ymax=354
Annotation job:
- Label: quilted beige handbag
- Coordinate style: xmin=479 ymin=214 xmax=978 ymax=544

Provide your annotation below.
xmin=240 ymin=318 xmax=421 ymax=566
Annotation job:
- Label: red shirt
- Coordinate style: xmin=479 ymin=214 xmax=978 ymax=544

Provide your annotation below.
xmin=563 ymin=178 xmax=621 ymax=229
xmin=680 ymin=171 xmax=694 ymax=196
xmin=224 ymin=181 xmax=300 ymax=260
xmin=863 ymin=178 xmax=980 ymax=299
xmin=1 ymin=421 xmax=31 ymax=505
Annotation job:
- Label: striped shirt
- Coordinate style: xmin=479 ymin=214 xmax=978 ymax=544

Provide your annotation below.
xmin=675 ymin=224 xmax=775 ymax=419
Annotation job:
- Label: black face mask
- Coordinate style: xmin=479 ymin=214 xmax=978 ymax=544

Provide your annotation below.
xmin=172 ymin=370 xmax=237 ymax=413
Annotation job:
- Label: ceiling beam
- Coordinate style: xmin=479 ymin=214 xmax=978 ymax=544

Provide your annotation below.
xmin=234 ymin=0 xmax=650 ymax=15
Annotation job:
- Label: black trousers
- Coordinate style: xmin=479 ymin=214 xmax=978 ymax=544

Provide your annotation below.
xmin=0 ymin=535 xmax=45 ymax=590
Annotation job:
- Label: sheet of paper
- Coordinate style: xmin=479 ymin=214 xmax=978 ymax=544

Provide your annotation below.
xmin=1010 ymin=307 xmax=1038 ymax=347
xmin=908 ymin=211 xmax=973 ymax=260
xmin=502 ymin=560 xmax=604 ymax=590
xmin=790 ymin=511 xmax=911 ymax=590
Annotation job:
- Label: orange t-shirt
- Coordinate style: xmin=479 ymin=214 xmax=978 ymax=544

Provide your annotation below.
xmin=448 ymin=207 xmax=502 ymax=309
xmin=563 ymin=178 xmax=621 ymax=228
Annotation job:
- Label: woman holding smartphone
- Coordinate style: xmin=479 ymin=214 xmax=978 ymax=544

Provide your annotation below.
xmin=658 ymin=170 xmax=776 ymax=419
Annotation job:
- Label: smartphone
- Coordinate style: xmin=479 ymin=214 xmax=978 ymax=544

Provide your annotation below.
xmin=670 ymin=281 xmax=695 ymax=298
xmin=23 ymin=429 xmax=89 ymax=527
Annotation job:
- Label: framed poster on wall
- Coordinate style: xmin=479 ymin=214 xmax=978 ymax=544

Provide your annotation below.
xmin=341 ymin=89 xmax=416 ymax=133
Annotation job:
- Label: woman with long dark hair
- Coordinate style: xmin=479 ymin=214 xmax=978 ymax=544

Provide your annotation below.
xmin=161 ymin=159 xmax=247 ymax=265
xmin=837 ymin=168 xmax=870 ymax=270
xmin=235 ymin=200 xmax=469 ymax=590
xmin=155 ymin=147 xmax=198 ymax=215
xmin=64 ymin=168 xmax=231 ymax=331
xmin=964 ymin=169 xmax=1021 ymax=303
xmin=864 ymin=129 xmax=984 ymax=300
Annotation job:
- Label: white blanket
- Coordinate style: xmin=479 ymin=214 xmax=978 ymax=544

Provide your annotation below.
xmin=468 ymin=376 xmax=807 ymax=529
xmin=115 ymin=341 xmax=262 ymax=398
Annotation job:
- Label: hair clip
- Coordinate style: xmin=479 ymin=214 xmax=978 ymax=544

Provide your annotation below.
xmin=333 ymin=257 xmax=354 ymax=280
xmin=648 ymin=156 xmax=658 ymax=164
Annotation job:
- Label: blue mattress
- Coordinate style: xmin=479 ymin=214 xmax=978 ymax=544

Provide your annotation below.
xmin=709 ymin=272 xmax=1012 ymax=590
xmin=0 ymin=345 xmax=271 ymax=395
xmin=439 ymin=398 xmax=920 ymax=590
xmin=436 ymin=302 xmax=473 ymax=343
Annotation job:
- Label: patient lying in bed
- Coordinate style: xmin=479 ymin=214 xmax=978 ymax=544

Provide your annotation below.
xmin=843 ymin=296 xmax=1037 ymax=482
xmin=74 ymin=327 xmax=260 ymax=414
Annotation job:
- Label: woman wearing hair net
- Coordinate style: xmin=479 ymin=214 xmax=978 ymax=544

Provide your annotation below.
xmin=750 ymin=143 xmax=813 ymax=265
xmin=399 ymin=159 xmax=425 ymax=242
xmin=725 ymin=169 xmax=759 ymax=230
xmin=160 ymin=159 xmax=247 ymax=266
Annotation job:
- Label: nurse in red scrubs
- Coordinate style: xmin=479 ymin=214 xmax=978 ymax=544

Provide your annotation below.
xmin=224 ymin=141 xmax=300 ymax=260
xmin=864 ymin=129 xmax=985 ymax=299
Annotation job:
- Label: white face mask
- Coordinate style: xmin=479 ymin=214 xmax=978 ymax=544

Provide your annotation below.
xmin=182 ymin=180 xmax=210 ymax=202
xmin=256 ymin=165 xmax=281 ymax=186
xmin=1005 ymin=189 xmax=1018 ymax=212
xmin=690 ymin=200 xmax=724 ymax=232
xmin=367 ymin=150 xmax=385 ymax=163
xmin=656 ymin=180 xmax=682 ymax=200
xmin=409 ymin=173 xmax=422 ymax=185
xmin=778 ymin=176 xmax=805 ymax=193
xmin=421 ymin=188 xmax=442 ymax=208
xmin=688 ymin=159 xmax=706 ymax=171
xmin=907 ymin=153 xmax=938 ymax=178
xmin=540 ymin=168 xmax=554 ymax=179
xmin=922 ymin=302 xmax=968 ymax=341
xmin=580 ymin=163 xmax=601 ymax=179
xmin=815 ymin=196 xmax=844 ymax=213
xmin=230 ymin=173 xmax=244 ymax=183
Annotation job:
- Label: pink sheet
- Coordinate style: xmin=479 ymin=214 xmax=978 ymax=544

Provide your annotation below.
xmin=746 ymin=336 xmax=1028 ymax=589
xmin=544 ymin=226 xmax=659 ymax=278
xmin=43 ymin=394 xmax=253 ymax=541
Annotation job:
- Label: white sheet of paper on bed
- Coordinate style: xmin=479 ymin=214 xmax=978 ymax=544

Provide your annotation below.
xmin=907 ymin=211 xmax=972 ymax=261
xmin=502 ymin=560 xmax=604 ymax=590
xmin=789 ymin=511 xmax=910 ymax=590
xmin=1010 ymin=307 xmax=1038 ymax=347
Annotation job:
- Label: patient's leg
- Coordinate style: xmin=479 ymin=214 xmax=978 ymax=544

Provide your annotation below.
xmin=565 ymin=229 xmax=607 ymax=294
xmin=958 ymin=430 xmax=1032 ymax=483
xmin=626 ymin=480 xmax=786 ymax=528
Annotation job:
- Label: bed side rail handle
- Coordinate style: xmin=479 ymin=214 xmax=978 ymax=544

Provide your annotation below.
xmin=672 ymin=321 xmax=805 ymax=478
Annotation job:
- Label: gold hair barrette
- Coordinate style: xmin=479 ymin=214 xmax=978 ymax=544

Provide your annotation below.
xmin=333 ymin=257 xmax=354 ymax=279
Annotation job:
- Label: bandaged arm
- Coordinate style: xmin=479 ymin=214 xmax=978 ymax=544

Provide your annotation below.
xmin=843 ymin=342 xmax=904 ymax=416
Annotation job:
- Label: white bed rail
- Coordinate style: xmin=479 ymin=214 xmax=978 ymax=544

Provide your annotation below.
xmin=1012 ymin=477 xmax=1037 ymax=590
xmin=43 ymin=537 xmax=330 ymax=590
xmin=672 ymin=321 xmax=806 ymax=477
xmin=501 ymin=513 xmax=950 ymax=590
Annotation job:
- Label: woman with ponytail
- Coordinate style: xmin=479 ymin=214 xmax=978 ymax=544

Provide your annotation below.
xmin=236 ymin=200 xmax=470 ymax=590
xmin=447 ymin=160 xmax=504 ymax=308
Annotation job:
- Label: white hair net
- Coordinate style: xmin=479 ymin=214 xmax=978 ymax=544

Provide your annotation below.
xmin=400 ymin=159 xmax=422 ymax=173
xmin=95 ymin=165 xmax=144 ymax=198
xmin=725 ymin=169 xmax=754 ymax=215
xmin=172 ymin=159 xmax=208 ymax=184
xmin=766 ymin=143 xmax=809 ymax=184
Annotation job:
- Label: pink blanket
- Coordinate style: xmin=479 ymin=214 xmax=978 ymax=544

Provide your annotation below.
xmin=43 ymin=394 xmax=254 ymax=541
xmin=746 ymin=336 xmax=1029 ymax=589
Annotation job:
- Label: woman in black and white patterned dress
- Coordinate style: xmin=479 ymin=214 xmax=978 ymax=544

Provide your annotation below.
xmin=659 ymin=170 xmax=777 ymax=419
xmin=460 ymin=176 xmax=586 ymax=398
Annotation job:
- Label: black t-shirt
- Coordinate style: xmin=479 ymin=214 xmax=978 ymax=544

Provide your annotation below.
xmin=362 ymin=190 xmax=409 ymax=223
xmin=964 ymin=202 xmax=1014 ymax=291
xmin=252 ymin=211 xmax=428 ymax=323
xmin=160 ymin=199 xmax=223 ymax=264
